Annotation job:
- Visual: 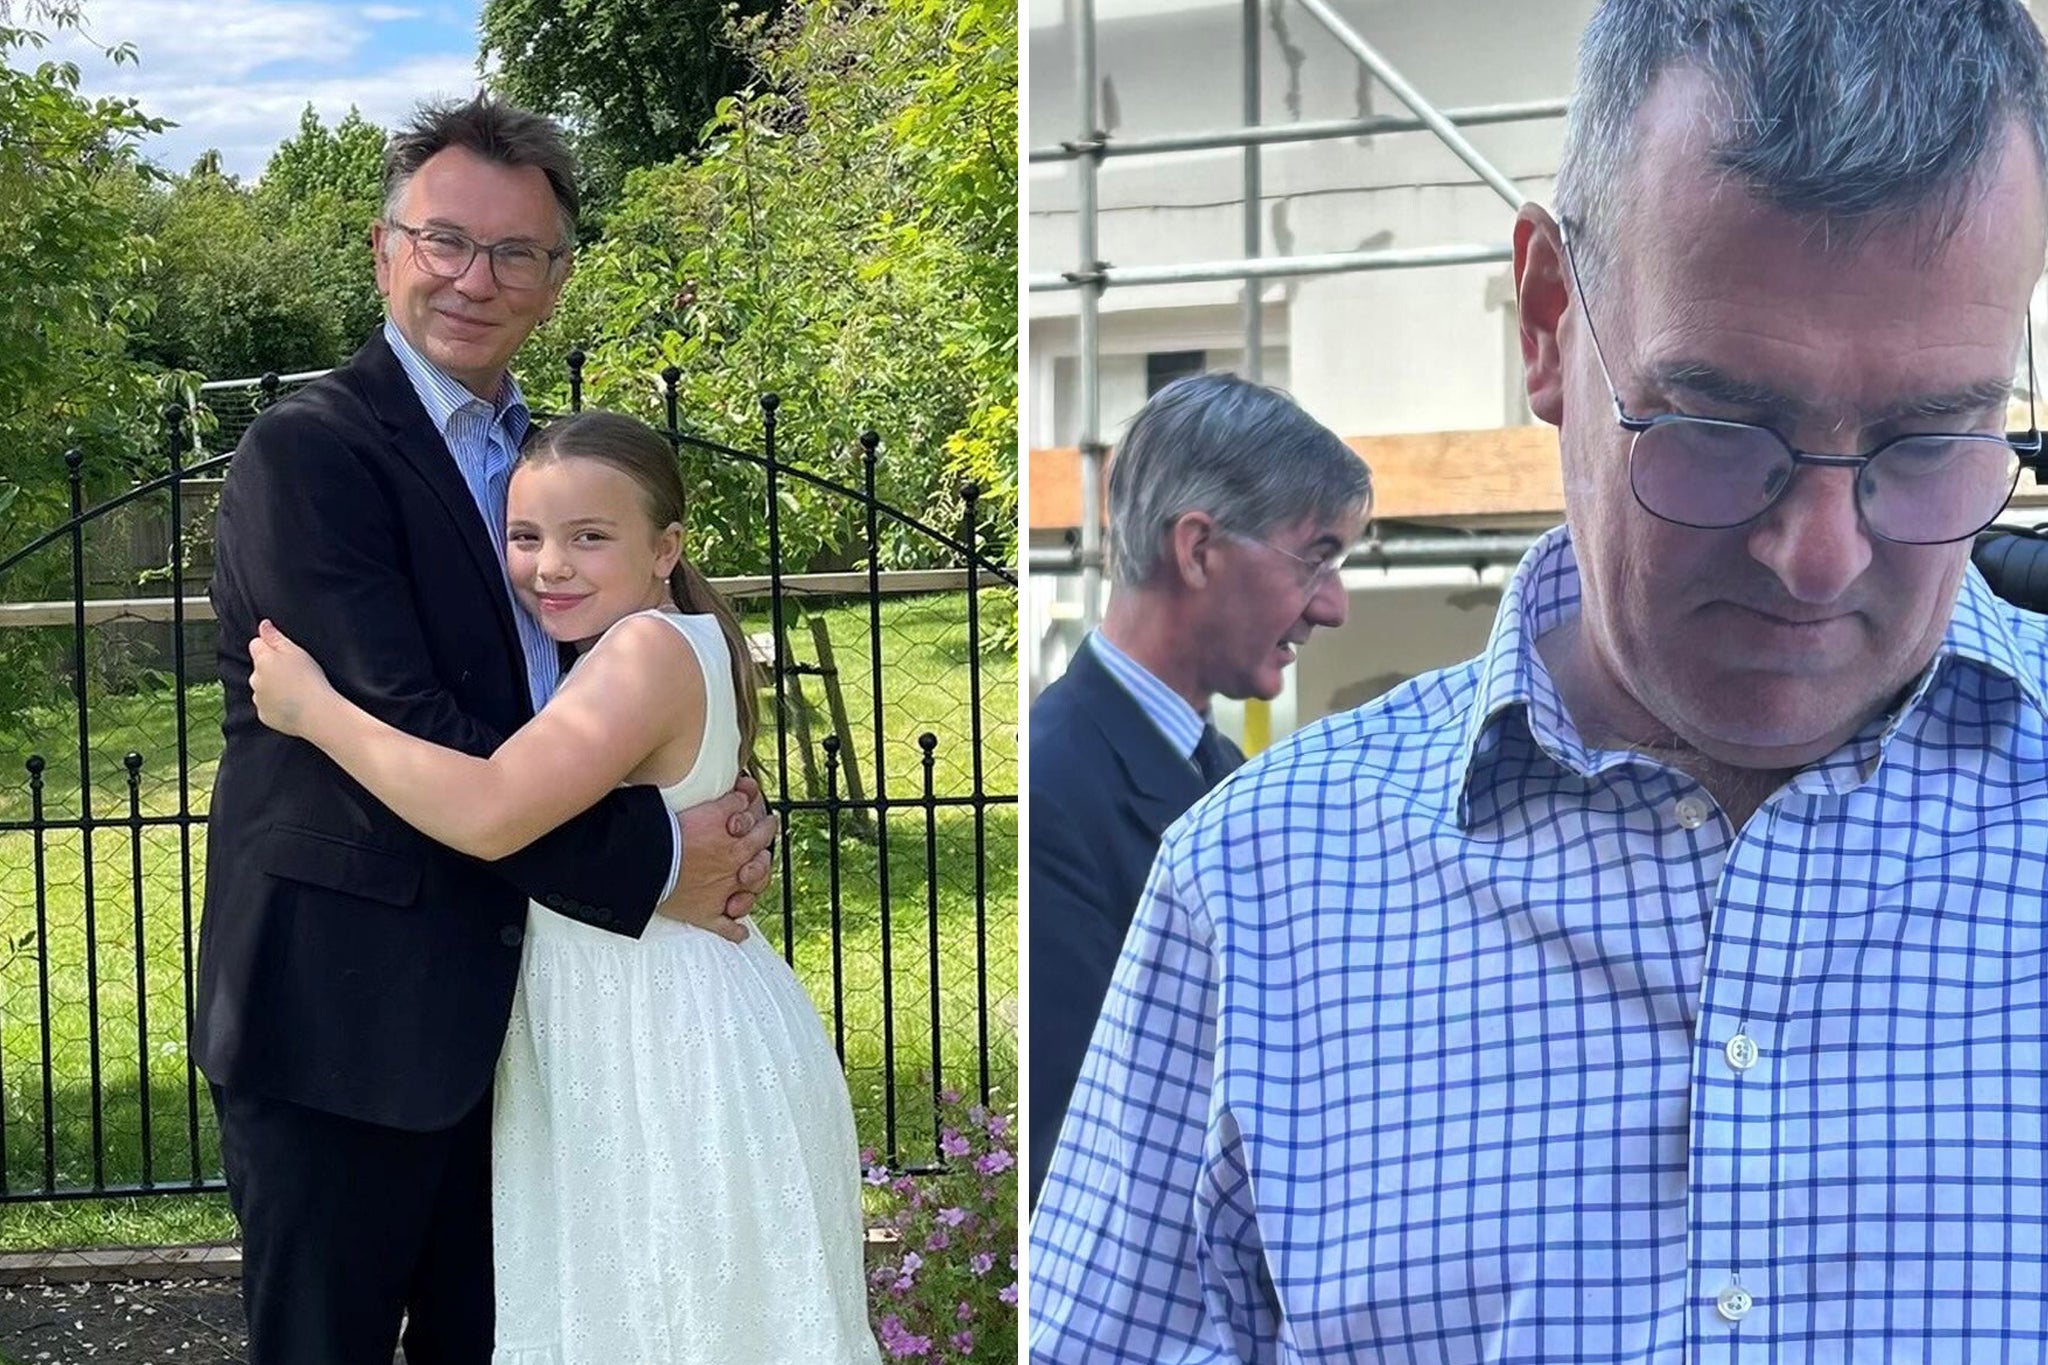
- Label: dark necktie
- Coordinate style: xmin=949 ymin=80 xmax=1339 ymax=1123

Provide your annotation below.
xmin=1192 ymin=723 xmax=1236 ymax=788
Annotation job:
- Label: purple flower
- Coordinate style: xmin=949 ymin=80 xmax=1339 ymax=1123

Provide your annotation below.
xmin=999 ymin=1282 xmax=1018 ymax=1305
xmin=974 ymin=1149 xmax=1015 ymax=1175
xmin=901 ymin=1251 xmax=924 ymax=1278
xmin=955 ymin=1300 xmax=974 ymax=1323
xmin=941 ymin=1087 xmax=962 ymax=1106
xmin=939 ymin=1128 xmax=972 ymax=1158
xmin=878 ymin=1313 xmax=933 ymax=1359
xmin=950 ymin=1330 xmax=975 ymax=1354
xmin=864 ymin=1164 xmax=890 ymax=1186
xmin=986 ymin=1112 xmax=1011 ymax=1138
xmin=936 ymin=1206 xmax=968 ymax=1227
xmin=927 ymin=1228 xmax=950 ymax=1251
xmin=969 ymin=1252 xmax=995 ymax=1277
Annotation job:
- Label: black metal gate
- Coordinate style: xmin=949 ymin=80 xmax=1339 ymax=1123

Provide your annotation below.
xmin=0 ymin=362 xmax=1017 ymax=1216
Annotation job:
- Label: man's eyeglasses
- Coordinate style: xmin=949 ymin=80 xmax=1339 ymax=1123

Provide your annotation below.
xmin=1227 ymin=530 xmax=1356 ymax=588
xmin=386 ymin=220 xmax=570 ymax=292
xmin=1557 ymin=218 xmax=2044 ymax=546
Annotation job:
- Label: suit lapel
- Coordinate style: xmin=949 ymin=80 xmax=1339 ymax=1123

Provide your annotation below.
xmin=346 ymin=332 xmax=529 ymax=692
xmin=1065 ymin=645 xmax=1208 ymax=838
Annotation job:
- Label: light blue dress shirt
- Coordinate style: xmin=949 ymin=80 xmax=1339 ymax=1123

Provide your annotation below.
xmin=1087 ymin=630 xmax=1206 ymax=761
xmin=1030 ymin=525 xmax=2048 ymax=1363
xmin=383 ymin=320 xmax=680 ymax=897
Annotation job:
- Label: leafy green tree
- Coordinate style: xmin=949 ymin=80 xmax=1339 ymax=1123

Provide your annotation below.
xmin=127 ymin=109 xmax=386 ymax=380
xmin=256 ymin=104 xmax=385 ymax=212
xmin=128 ymin=159 xmax=337 ymax=379
xmin=479 ymin=0 xmax=779 ymax=212
xmin=0 ymin=3 xmax=184 ymax=715
xmin=521 ymin=0 xmax=1018 ymax=574
xmin=253 ymin=106 xmax=388 ymax=356
xmin=0 ymin=4 xmax=172 ymax=534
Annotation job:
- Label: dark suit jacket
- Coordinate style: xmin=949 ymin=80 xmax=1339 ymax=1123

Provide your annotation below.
xmin=1027 ymin=639 xmax=1243 ymax=1202
xmin=195 ymin=331 xmax=675 ymax=1132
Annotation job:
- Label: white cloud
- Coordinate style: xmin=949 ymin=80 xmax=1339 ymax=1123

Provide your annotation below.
xmin=144 ymin=54 xmax=484 ymax=176
xmin=49 ymin=0 xmax=366 ymax=82
xmin=362 ymin=4 xmax=425 ymax=21
xmin=24 ymin=0 xmax=484 ymax=178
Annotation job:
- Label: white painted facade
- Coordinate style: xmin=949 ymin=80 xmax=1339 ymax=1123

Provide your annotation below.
xmin=1027 ymin=0 xmax=1593 ymax=449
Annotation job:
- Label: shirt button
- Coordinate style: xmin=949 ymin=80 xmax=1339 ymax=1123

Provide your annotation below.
xmin=1716 ymin=1283 xmax=1754 ymax=1322
xmin=1724 ymin=1033 xmax=1760 ymax=1072
xmin=1675 ymin=795 xmax=1711 ymax=830
xmin=500 ymin=925 xmax=523 ymax=948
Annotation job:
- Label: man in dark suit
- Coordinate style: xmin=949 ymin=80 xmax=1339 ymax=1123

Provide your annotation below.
xmin=1027 ymin=373 xmax=1373 ymax=1202
xmin=196 ymin=95 xmax=776 ymax=1365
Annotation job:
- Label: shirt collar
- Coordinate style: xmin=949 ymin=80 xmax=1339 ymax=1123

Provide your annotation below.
xmin=1457 ymin=524 xmax=2048 ymax=822
xmin=382 ymin=317 xmax=528 ymax=439
xmin=1087 ymin=630 xmax=1208 ymax=760
xmin=1456 ymin=527 xmax=1592 ymax=810
xmin=1941 ymin=556 xmax=2048 ymax=721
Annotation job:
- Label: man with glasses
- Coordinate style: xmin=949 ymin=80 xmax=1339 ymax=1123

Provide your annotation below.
xmin=1030 ymin=0 xmax=2048 ymax=1358
xmin=199 ymin=95 xmax=774 ymax=1364
xmin=1028 ymin=372 xmax=1370 ymax=1205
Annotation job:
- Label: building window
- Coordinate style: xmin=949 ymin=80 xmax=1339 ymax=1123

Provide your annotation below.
xmin=1145 ymin=350 xmax=1206 ymax=396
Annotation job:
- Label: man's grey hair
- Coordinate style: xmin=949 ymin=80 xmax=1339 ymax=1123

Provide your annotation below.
xmin=382 ymin=93 xmax=580 ymax=249
xmin=1555 ymin=0 xmax=2048 ymax=277
xmin=1106 ymin=373 xmax=1371 ymax=589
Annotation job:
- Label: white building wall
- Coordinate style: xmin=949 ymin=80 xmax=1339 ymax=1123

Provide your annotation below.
xmin=1028 ymin=0 xmax=1594 ymax=445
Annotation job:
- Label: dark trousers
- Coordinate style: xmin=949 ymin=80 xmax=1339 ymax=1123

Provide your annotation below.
xmin=211 ymin=1084 xmax=493 ymax=1365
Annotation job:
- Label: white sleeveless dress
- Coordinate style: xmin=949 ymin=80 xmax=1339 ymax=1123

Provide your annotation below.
xmin=490 ymin=610 xmax=881 ymax=1365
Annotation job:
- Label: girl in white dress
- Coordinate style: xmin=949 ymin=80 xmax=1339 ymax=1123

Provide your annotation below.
xmin=247 ymin=410 xmax=882 ymax=1365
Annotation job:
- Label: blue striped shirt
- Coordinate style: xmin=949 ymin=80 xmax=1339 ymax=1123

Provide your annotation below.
xmin=1029 ymin=525 xmax=2048 ymax=1363
xmin=383 ymin=320 xmax=680 ymax=897
xmin=382 ymin=319 xmax=555 ymax=711
xmin=1088 ymin=630 xmax=1206 ymax=760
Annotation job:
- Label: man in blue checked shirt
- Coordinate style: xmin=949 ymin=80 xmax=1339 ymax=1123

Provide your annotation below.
xmin=1029 ymin=374 xmax=1371 ymax=1205
xmin=1029 ymin=1 xmax=2048 ymax=1359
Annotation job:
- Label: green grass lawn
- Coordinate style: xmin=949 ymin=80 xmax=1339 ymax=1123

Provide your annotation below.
xmin=0 ymin=592 xmax=1016 ymax=1250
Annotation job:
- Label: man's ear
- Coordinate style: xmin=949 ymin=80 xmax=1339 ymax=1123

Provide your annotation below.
xmin=1514 ymin=202 xmax=1570 ymax=428
xmin=1168 ymin=510 xmax=1220 ymax=590
xmin=543 ymin=252 xmax=576 ymax=322
xmin=371 ymin=221 xmax=394 ymax=301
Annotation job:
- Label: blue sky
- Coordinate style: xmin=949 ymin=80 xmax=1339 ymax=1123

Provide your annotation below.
xmin=41 ymin=0 xmax=490 ymax=179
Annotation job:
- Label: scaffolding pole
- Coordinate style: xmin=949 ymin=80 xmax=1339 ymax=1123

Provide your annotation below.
xmin=1027 ymin=99 xmax=1568 ymax=163
xmin=1044 ymin=0 xmax=1551 ymax=637
xmin=1242 ymin=0 xmax=1263 ymax=381
xmin=1290 ymin=0 xmax=1528 ymax=210
xmin=1032 ymin=242 xmax=1512 ymax=293
xmin=1075 ymin=0 xmax=1107 ymax=629
xmin=1030 ymin=533 xmax=1540 ymax=574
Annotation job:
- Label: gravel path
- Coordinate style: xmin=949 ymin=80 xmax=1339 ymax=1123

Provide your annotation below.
xmin=0 ymin=1277 xmax=247 ymax=1363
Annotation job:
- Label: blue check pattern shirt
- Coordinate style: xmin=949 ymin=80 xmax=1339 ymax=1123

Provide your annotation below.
xmin=1029 ymin=525 xmax=2048 ymax=1363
